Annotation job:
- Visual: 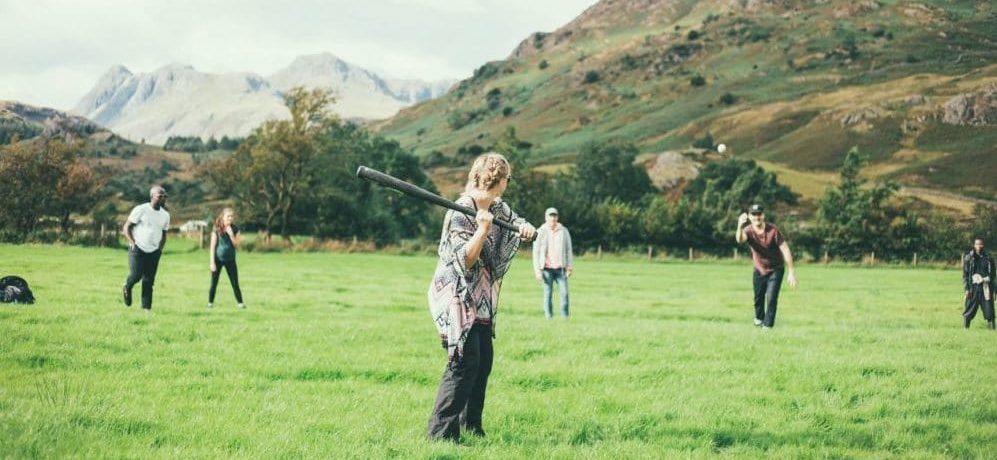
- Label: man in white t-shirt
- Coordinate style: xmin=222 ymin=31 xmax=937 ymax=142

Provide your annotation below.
xmin=122 ymin=186 xmax=170 ymax=311
xmin=532 ymin=207 xmax=574 ymax=319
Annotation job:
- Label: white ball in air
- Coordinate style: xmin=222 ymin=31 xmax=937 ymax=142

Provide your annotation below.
xmin=717 ymin=143 xmax=727 ymax=153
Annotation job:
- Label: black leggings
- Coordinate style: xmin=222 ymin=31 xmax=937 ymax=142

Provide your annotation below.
xmin=209 ymin=257 xmax=243 ymax=303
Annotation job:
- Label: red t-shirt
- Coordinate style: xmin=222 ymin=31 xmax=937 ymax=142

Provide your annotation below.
xmin=744 ymin=224 xmax=785 ymax=275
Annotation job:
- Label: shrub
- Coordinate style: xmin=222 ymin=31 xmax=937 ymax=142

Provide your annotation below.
xmin=583 ymin=70 xmax=601 ymax=84
xmin=690 ymin=74 xmax=706 ymax=86
xmin=719 ymin=93 xmax=737 ymax=105
xmin=538 ymin=59 xmax=549 ymax=70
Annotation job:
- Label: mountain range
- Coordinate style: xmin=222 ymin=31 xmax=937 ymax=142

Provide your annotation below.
xmin=72 ymin=53 xmax=455 ymax=144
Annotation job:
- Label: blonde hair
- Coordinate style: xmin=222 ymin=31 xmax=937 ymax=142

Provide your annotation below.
xmin=214 ymin=207 xmax=235 ymax=234
xmin=466 ymin=152 xmax=510 ymax=193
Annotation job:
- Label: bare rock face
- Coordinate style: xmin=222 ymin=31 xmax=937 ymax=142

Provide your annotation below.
xmin=840 ymin=107 xmax=884 ymax=127
xmin=647 ymin=151 xmax=701 ymax=190
xmin=941 ymin=83 xmax=997 ymax=126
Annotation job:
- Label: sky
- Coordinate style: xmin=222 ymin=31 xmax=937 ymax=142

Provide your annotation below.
xmin=0 ymin=0 xmax=597 ymax=111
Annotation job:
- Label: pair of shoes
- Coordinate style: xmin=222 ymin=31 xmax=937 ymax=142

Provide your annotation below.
xmin=122 ymin=285 xmax=132 ymax=307
xmin=753 ymin=318 xmax=763 ymax=327
xmin=238 ymin=303 xmax=246 ymax=309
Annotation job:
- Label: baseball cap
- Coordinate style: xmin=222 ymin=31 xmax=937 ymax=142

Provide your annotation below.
xmin=545 ymin=207 xmax=558 ymax=216
xmin=748 ymin=204 xmax=764 ymax=214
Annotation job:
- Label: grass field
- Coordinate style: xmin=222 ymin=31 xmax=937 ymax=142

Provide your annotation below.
xmin=1 ymin=242 xmax=995 ymax=458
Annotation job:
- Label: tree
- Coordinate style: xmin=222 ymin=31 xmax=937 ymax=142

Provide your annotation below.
xmin=491 ymin=127 xmax=551 ymax=223
xmin=557 ymin=140 xmax=654 ymax=249
xmin=53 ymin=161 xmax=105 ymax=234
xmin=202 ymin=87 xmax=338 ymax=241
xmin=0 ymin=140 xmax=103 ymax=238
xmin=571 ymin=140 xmax=654 ymax=206
xmin=816 ymin=147 xmax=899 ymax=260
xmin=293 ymin=122 xmax=437 ymax=244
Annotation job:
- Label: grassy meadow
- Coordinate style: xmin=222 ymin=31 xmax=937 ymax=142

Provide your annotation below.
xmin=1 ymin=242 xmax=995 ymax=458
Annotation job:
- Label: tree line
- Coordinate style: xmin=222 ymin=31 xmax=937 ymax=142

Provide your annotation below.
xmin=0 ymin=87 xmax=991 ymax=261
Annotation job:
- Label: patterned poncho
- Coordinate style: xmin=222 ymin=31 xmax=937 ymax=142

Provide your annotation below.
xmin=428 ymin=195 xmax=525 ymax=360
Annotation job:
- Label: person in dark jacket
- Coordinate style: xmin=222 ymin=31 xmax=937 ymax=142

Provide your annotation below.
xmin=962 ymin=237 xmax=995 ymax=330
xmin=208 ymin=207 xmax=245 ymax=309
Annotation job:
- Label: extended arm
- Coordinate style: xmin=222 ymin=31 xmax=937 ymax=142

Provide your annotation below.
xmin=779 ymin=242 xmax=798 ymax=287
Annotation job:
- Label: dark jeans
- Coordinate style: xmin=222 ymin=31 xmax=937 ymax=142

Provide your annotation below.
xmin=753 ymin=267 xmax=784 ymax=327
xmin=125 ymin=247 xmax=162 ymax=309
xmin=428 ymin=323 xmax=493 ymax=441
xmin=964 ymin=286 xmax=995 ymax=323
xmin=209 ymin=257 xmax=243 ymax=303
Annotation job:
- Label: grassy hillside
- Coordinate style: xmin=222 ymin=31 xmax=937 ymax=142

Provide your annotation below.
xmin=2 ymin=244 xmax=995 ymax=457
xmin=375 ymin=0 xmax=996 ymax=207
xmin=1 ymin=101 xmax=212 ymax=222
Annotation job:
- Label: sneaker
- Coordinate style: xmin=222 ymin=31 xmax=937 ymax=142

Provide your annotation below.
xmin=207 ymin=302 xmax=213 ymax=309
xmin=122 ymin=285 xmax=132 ymax=307
xmin=238 ymin=303 xmax=246 ymax=309
xmin=753 ymin=318 xmax=763 ymax=327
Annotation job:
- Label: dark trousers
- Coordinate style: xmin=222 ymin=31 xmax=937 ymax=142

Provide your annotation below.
xmin=428 ymin=323 xmax=493 ymax=441
xmin=964 ymin=286 xmax=995 ymax=323
xmin=209 ymin=257 xmax=243 ymax=303
xmin=753 ymin=267 xmax=784 ymax=327
xmin=125 ymin=247 xmax=162 ymax=309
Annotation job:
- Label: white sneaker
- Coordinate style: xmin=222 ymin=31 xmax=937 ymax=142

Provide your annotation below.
xmin=207 ymin=303 xmax=213 ymax=309
xmin=238 ymin=303 xmax=246 ymax=309
xmin=753 ymin=319 xmax=763 ymax=327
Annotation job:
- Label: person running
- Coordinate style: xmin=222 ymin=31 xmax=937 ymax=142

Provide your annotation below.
xmin=962 ymin=237 xmax=995 ymax=330
xmin=208 ymin=207 xmax=245 ymax=309
xmin=122 ymin=186 xmax=170 ymax=311
xmin=426 ymin=152 xmax=536 ymax=442
xmin=735 ymin=204 xmax=798 ymax=328
xmin=533 ymin=207 xmax=574 ymax=319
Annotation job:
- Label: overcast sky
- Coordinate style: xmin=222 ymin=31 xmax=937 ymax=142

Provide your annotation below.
xmin=0 ymin=0 xmax=597 ymax=111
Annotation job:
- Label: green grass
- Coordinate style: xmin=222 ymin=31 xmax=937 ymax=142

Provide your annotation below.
xmin=2 ymin=243 xmax=995 ymax=458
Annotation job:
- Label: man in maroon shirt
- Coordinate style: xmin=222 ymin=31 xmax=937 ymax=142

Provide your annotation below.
xmin=735 ymin=204 xmax=798 ymax=328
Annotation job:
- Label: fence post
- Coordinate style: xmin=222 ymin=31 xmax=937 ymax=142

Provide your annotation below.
xmin=598 ymin=245 xmax=602 ymax=259
xmin=733 ymin=248 xmax=739 ymax=260
xmin=870 ymin=252 xmax=875 ymax=265
xmin=823 ymin=251 xmax=829 ymax=264
xmin=688 ymin=247 xmax=694 ymax=261
xmin=913 ymin=252 xmax=918 ymax=267
xmin=647 ymin=245 xmax=653 ymax=262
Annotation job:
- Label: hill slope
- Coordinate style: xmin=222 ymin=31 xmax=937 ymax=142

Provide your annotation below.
xmin=375 ymin=0 xmax=996 ymax=204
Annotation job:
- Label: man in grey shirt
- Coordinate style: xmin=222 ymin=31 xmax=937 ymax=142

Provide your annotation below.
xmin=122 ymin=186 xmax=170 ymax=311
xmin=533 ymin=207 xmax=574 ymax=319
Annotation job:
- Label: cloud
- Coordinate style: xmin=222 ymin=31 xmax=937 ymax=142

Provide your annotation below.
xmin=0 ymin=0 xmax=596 ymax=110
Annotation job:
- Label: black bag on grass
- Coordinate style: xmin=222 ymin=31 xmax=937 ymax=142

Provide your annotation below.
xmin=0 ymin=276 xmax=35 ymax=304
